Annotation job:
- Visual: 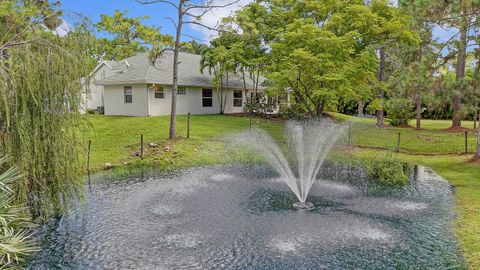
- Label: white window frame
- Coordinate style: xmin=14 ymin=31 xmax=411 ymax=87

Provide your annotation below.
xmin=124 ymin=86 xmax=133 ymax=103
xmin=177 ymin=86 xmax=186 ymax=95
xmin=233 ymin=90 xmax=243 ymax=107
xmin=202 ymin=88 xmax=213 ymax=107
xmin=154 ymin=86 xmax=164 ymax=99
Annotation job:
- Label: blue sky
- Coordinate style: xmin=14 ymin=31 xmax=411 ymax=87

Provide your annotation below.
xmin=57 ymin=0 xmax=461 ymax=48
xmin=57 ymin=0 xmax=246 ymax=42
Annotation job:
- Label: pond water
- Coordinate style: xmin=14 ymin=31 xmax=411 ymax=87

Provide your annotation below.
xmin=27 ymin=163 xmax=463 ymax=269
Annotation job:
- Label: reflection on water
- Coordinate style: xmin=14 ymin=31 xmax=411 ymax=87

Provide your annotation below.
xmin=27 ymin=163 xmax=463 ymax=269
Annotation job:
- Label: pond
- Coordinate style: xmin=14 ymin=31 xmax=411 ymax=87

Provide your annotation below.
xmin=27 ymin=163 xmax=463 ymax=269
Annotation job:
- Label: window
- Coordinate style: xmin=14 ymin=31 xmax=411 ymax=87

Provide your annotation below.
xmin=202 ymin=88 xmax=213 ymax=107
xmin=154 ymin=86 xmax=164 ymax=99
xmin=233 ymin=90 xmax=243 ymax=107
xmin=124 ymin=86 xmax=132 ymax=103
xmin=177 ymin=86 xmax=186 ymax=95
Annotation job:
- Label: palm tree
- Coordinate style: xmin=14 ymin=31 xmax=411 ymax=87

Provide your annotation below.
xmin=181 ymin=40 xmax=209 ymax=55
xmin=0 ymin=156 xmax=37 ymax=268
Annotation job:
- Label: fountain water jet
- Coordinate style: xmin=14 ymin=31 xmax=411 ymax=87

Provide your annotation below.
xmin=231 ymin=119 xmax=348 ymax=207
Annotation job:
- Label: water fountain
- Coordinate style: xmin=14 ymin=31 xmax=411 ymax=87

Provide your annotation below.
xmin=27 ymin=120 xmax=463 ymax=269
xmin=232 ymin=119 xmax=348 ymax=210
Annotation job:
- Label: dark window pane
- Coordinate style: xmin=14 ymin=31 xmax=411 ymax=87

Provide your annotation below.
xmin=233 ymin=90 xmax=242 ymax=98
xmin=178 ymin=86 xmax=186 ymax=95
xmin=233 ymin=99 xmax=242 ymax=107
xmin=155 ymin=92 xmax=164 ymax=99
xmin=124 ymin=86 xmax=133 ymax=103
xmin=202 ymin=98 xmax=212 ymax=107
xmin=202 ymin=88 xmax=213 ymax=97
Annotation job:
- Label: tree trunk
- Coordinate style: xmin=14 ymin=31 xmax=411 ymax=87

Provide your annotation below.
xmin=242 ymin=67 xmax=247 ymax=92
xmin=219 ymin=77 xmax=224 ymax=114
xmin=452 ymin=16 xmax=468 ymax=128
xmin=474 ymin=106 xmax=478 ymax=129
xmin=376 ymin=47 xmax=387 ymax=128
xmin=357 ymin=99 xmax=365 ymax=116
xmin=224 ymin=72 xmax=228 ymax=113
xmin=474 ymin=124 xmax=480 ymax=160
xmin=254 ymin=67 xmax=260 ymax=96
xmin=169 ymin=1 xmax=184 ymax=139
xmin=416 ymin=91 xmax=422 ymax=129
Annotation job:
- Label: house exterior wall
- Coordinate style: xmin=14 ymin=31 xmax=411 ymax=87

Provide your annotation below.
xmin=148 ymin=85 xmax=216 ymax=115
xmin=104 ymin=84 xmax=149 ymax=116
xmin=86 ymin=66 xmax=106 ymax=110
xmin=81 ymin=63 xmax=120 ymax=113
xmin=148 ymin=86 xmax=245 ymax=116
xmin=101 ymin=84 xmax=247 ymax=116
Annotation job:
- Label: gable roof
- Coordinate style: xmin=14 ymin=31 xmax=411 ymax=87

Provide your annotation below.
xmin=95 ymin=51 xmax=261 ymax=90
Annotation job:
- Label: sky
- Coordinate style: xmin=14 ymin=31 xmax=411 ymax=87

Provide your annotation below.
xmin=57 ymin=0 xmax=251 ymax=42
xmin=57 ymin=0 xmax=461 ymax=47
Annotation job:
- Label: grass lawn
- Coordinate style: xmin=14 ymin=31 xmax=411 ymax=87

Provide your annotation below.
xmin=84 ymin=113 xmax=479 ymax=268
xmin=83 ymin=114 xmax=282 ymax=171
xmin=335 ymin=113 xmax=480 ymax=268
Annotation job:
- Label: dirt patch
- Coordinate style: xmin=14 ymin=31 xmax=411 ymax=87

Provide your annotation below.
xmin=393 ymin=124 xmax=415 ymax=129
xmin=467 ymin=157 xmax=480 ymax=164
xmin=441 ymin=126 xmax=476 ymax=133
xmin=415 ymin=135 xmax=435 ymax=142
xmin=335 ymin=146 xmax=358 ymax=153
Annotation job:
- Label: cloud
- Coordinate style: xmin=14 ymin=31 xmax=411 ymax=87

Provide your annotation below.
xmin=186 ymin=0 xmax=253 ymax=42
xmin=54 ymin=19 xmax=72 ymax=37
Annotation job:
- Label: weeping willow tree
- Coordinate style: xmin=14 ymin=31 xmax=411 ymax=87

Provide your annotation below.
xmin=0 ymin=0 xmax=96 ymax=220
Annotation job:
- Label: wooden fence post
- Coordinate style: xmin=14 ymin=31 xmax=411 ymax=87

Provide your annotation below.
xmin=140 ymin=134 xmax=144 ymax=159
xmin=396 ymin=132 xmax=401 ymax=153
xmin=187 ymin=112 xmax=190 ymax=139
xmin=87 ymin=140 xmax=91 ymax=173
xmin=249 ymin=113 xmax=253 ymax=131
xmin=348 ymin=122 xmax=352 ymax=145
xmin=465 ymin=131 xmax=468 ymax=154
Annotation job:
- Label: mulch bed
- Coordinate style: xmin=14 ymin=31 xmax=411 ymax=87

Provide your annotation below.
xmin=441 ymin=126 xmax=476 ymax=133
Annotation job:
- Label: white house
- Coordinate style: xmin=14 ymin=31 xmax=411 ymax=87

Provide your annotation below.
xmin=83 ymin=51 xmax=267 ymax=116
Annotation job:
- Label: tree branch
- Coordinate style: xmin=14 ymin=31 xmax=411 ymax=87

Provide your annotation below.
xmin=183 ymin=0 xmax=240 ymax=13
xmin=164 ymin=16 xmax=178 ymax=29
xmin=150 ymin=47 xmax=175 ymax=69
xmin=180 ymin=33 xmax=209 ymax=43
xmin=182 ymin=21 xmax=227 ymax=33
xmin=135 ymin=0 xmax=178 ymax=9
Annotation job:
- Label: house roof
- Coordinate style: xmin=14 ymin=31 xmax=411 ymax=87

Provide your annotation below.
xmin=95 ymin=51 xmax=262 ymax=90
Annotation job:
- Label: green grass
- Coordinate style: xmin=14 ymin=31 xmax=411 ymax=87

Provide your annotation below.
xmin=335 ymin=113 xmax=480 ymax=268
xmin=346 ymin=151 xmax=480 ymax=268
xmin=83 ymin=114 xmax=282 ymax=171
xmin=84 ymin=113 xmax=480 ymax=268
xmin=334 ymin=113 xmax=478 ymax=154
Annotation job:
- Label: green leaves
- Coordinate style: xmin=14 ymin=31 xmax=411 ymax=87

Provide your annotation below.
xmin=0 ymin=156 xmax=36 ymax=269
xmin=95 ymin=10 xmax=173 ymax=60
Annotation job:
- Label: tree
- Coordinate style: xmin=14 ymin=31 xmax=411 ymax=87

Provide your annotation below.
xmin=234 ymin=0 xmax=416 ymax=118
xmin=95 ymin=9 xmax=173 ymax=60
xmin=0 ymin=156 xmax=36 ymax=268
xmin=395 ymin=0 xmax=437 ymax=129
xmin=136 ymin=0 xmax=239 ymax=140
xmin=424 ymin=0 xmax=480 ymax=129
xmin=358 ymin=1 xmax=420 ymax=127
xmin=180 ymin=40 xmax=209 ymax=54
xmin=1 ymin=0 xmax=95 ymax=219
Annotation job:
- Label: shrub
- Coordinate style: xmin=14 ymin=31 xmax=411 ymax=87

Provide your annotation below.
xmin=86 ymin=109 xmax=98 ymax=114
xmin=365 ymin=153 xmax=409 ymax=186
xmin=385 ymin=98 xmax=415 ymax=126
xmin=243 ymin=93 xmax=269 ymax=116
xmin=0 ymin=156 xmax=37 ymax=268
